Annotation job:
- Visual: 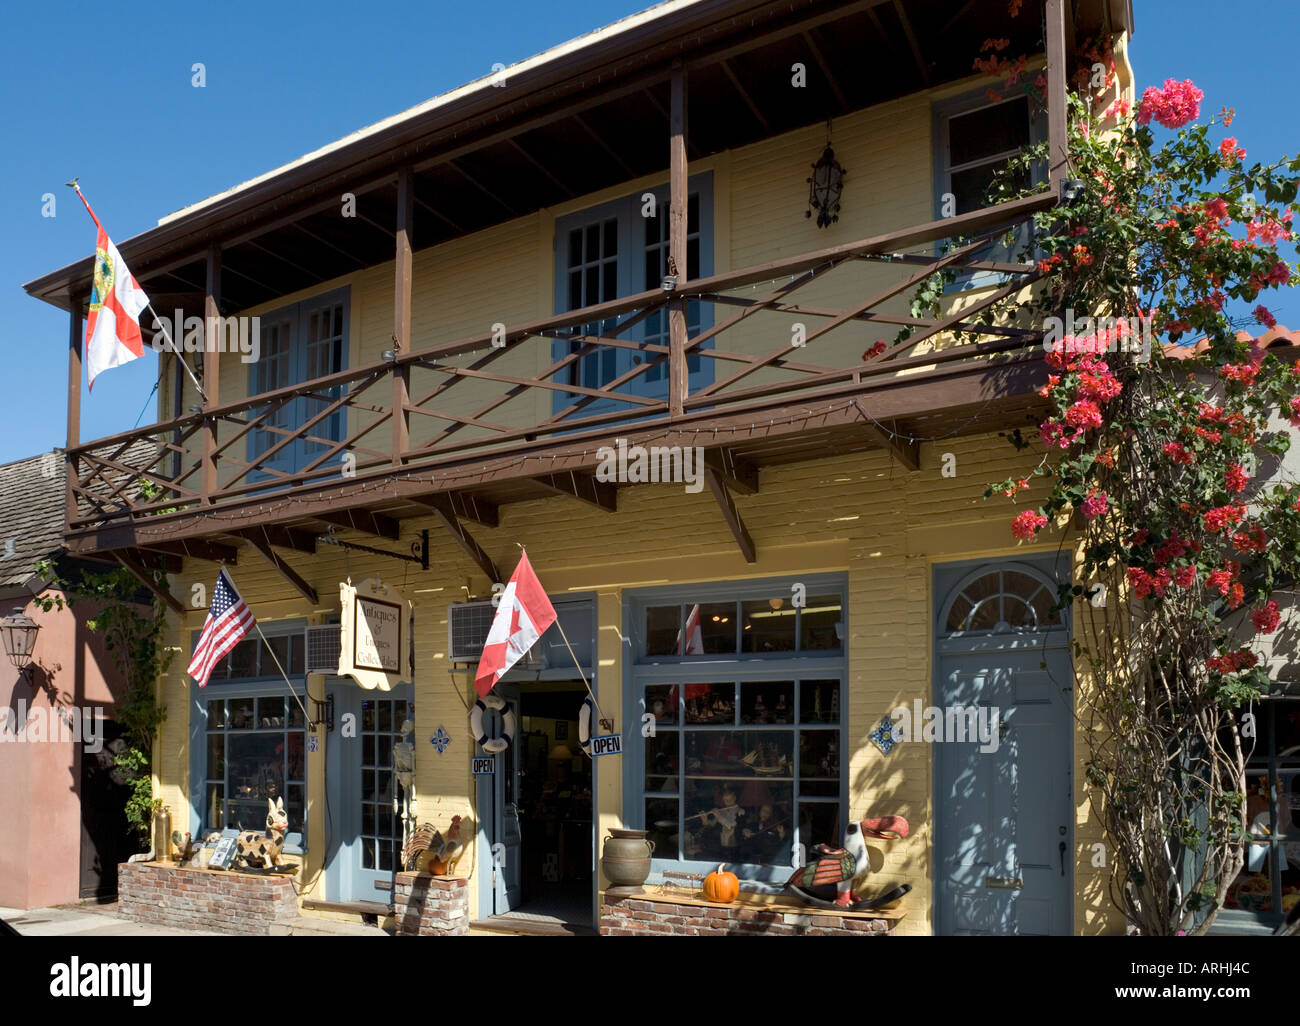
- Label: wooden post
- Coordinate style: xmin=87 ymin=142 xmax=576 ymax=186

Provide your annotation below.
xmin=668 ymin=63 xmax=688 ymax=418
xmin=65 ymin=298 xmax=83 ymax=530
xmin=1045 ymin=0 xmax=1069 ymax=194
xmin=393 ymin=168 xmax=414 ymax=465
xmin=202 ymin=244 xmax=221 ymax=503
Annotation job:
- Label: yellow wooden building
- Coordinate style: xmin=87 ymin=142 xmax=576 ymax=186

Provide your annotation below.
xmin=25 ymin=0 xmax=1141 ymax=936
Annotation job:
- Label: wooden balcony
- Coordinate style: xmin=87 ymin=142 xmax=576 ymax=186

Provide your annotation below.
xmin=29 ymin=0 xmax=1116 ymax=596
xmin=63 ymin=192 xmax=1054 ymax=576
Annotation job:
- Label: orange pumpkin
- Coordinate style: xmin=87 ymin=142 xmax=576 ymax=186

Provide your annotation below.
xmin=702 ymin=864 xmax=739 ymax=903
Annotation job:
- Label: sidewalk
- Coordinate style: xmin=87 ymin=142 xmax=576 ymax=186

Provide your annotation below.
xmin=0 ymin=901 xmax=223 ymax=937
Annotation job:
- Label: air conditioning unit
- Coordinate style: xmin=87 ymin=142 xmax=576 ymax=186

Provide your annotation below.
xmin=304 ymin=624 xmax=342 ymax=674
xmin=447 ymin=601 xmax=547 ymax=668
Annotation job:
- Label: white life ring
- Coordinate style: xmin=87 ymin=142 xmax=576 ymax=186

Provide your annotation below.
xmin=578 ymin=695 xmax=597 ymax=755
xmin=472 ymin=692 xmax=516 ymax=753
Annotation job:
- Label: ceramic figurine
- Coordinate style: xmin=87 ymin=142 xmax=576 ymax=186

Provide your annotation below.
xmin=235 ymin=797 xmax=289 ymax=870
xmin=785 ymin=816 xmax=912 ymax=911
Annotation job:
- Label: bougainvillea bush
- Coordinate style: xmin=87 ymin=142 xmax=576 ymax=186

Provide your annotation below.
xmin=977 ymin=74 xmax=1300 ymax=935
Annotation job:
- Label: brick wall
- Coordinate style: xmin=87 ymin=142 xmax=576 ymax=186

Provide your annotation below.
xmin=600 ymin=893 xmax=897 ymax=936
xmin=393 ymin=873 xmax=469 ymax=936
xmin=117 ymin=862 xmax=299 ymax=935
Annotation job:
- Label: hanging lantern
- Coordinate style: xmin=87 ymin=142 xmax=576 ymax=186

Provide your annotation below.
xmin=806 ymin=144 xmax=845 ymax=228
xmin=0 ymin=607 xmax=40 ymax=673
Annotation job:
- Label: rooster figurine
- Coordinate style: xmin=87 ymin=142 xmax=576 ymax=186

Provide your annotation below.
xmin=785 ymin=816 xmax=912 ymax=911
xmin=431 ymin=815 xmax=465 ymax=875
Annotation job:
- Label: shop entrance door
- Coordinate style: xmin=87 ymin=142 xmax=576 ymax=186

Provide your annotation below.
xmin=324 ymin=683 xmax=413 ymax=904
xmin=480 ymin=681 xmax=594 ymax=926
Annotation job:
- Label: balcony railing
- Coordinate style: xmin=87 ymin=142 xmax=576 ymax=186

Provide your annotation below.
xmin=64 ymin=192 xmax=1053 ymax=538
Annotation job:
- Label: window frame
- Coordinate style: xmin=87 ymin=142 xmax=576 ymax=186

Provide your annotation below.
xmin=187 ymin=619 xmax=310 ymax=853
xmin=623 ymin=574 xmax=848 ymax=890
xmin=552 ymin=174 xmax=714 ymax=412
xmin=1215 ymin=696 xmax=1300 ymax=933
xmin=246 ymin=286 xmax=351 ymax=477
xmin=933 ymin=88 xmax=1047 ymax=290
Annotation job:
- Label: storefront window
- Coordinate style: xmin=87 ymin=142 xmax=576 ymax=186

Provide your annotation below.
xmin=1222 ymin=700 xmax=1300 ymax=924
xmin=644 ymin=594 xmax=843 ymax=659
xmin=633 ymin=579 xmax=846 ymax=877
xmin=204 ymin=695 xmax=306 ymax=838
xmin=640 ymin=679 xmax=843 ymax=869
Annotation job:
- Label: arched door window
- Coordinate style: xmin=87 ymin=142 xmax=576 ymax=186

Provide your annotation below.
xmin=940 ymin=566 xmax=1063 ymax=637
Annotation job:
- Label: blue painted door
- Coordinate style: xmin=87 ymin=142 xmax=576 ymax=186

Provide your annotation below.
xmin=324 ymin=683 xmax=413 ymax=903
xmin=933 ymin=561 xmax=1073 ymax=935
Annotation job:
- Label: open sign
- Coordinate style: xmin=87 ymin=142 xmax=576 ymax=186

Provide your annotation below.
xmin=472 ymin=757 xmax=496 ymax=775
xmin=589 ymin=734 xmax=622 ymax=757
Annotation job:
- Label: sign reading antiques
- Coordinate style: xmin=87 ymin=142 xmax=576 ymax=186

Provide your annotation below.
xmin=338 ymin=578 xmax=410 ymax=690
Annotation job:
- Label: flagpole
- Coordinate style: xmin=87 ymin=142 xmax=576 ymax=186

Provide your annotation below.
xmin=66 ymin=180 xmax=208 ymax=404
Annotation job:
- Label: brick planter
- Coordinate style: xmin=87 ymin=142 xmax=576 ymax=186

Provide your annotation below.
xmin=117 ymin=861 xmax=299 ymax=935
xmin=600 ymin=891 xmax=901 ymax=936
xmin=393 ymin=873 xmax=469 ymax=936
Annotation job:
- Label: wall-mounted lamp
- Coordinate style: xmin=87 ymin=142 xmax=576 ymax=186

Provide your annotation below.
xmin=1 ymin=607 xmax=40 ymax=677
xmin=1061 ymin=179 xmax=1086 ymax=204
xmin=381 ymin=349 xmax=397 ymax=363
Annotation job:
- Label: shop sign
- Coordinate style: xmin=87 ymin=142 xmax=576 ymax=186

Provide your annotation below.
xmin=338 ymin=578 xmax=411 ymax=690
xmin=589 ymin=733 xmax=623 ymax=757
xmin=472 ymin=757 xmax=496 ymax=775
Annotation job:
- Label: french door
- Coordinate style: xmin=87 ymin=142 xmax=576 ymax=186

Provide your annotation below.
xmin=324 ymin=682 xmax=413 ymax=903
xmin=249 ymin=288 xmax=349 ymax=482
xmin=553 ymin=177 xmax=713 ymax=418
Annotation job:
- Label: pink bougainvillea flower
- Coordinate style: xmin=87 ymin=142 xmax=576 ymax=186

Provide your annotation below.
xmin=1174 ymin=565 xmax=1197 ymax=588
xmin=1254 ymin=305 xmax=1277 ymax=329
xmin=1225 ymin=464 xmax=1250 ymax=493
xmin=1137 ymin=79 xmax=1203 ymax=129
xmin=1266 ymin=261 xmax=1291 ymax=286
xmin=1011 ymin=510 xmax=1048 ymax=540
xmin=1206 ymin=649 xmax=1258 ymax=674
xmin=1163 ymin=441 xmax=1194 ymax=465
xmin=1287 ymin=395 xmax=1300 ymax=428
xmin=1064 ymin=399 xmax=1104 ymax=432
xmin=1081 ymin=491 xmax=1108 ymax=520
xmin=1104 ymin=97 xmax=1131 ymax=120
xmin=1202 ymin=505 xmax=1246 ymax=533
xmin=1219 ymin=137 xmax=1246 ymax=163
xmin=1251 ymin=600 xmax=1281 ymax=635
xmin=862 ymin=340 xmax=888 ymax=360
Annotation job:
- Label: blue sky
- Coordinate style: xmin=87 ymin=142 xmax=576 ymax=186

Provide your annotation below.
xmin=2 ymin=0 xmax=1296 ymax=464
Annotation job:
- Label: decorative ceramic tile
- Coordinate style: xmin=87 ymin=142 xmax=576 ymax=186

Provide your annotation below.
xmin=869 ymin=714 xmax=898 ymax=755
xmin=430 ymin=726 xmax=451 ymax=753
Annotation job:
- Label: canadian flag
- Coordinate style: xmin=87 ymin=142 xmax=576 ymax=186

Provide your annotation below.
xmin=474 ymin=552 xmax=557 ymax=697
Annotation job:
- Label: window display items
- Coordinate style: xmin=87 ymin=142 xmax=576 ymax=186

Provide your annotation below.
xmin=702 ymin=864 xmax=740 ymax=903
xmin=785 ymin=816 xmax=912 ymax=911
xmin=601 ymin=828 xmax=656 ymax=889
xmin=235 ymin=797 xmax=290 ymax=870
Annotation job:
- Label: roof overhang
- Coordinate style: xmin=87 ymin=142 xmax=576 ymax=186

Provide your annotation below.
xmin=23 ymin=0 xmax=1132 ymax=316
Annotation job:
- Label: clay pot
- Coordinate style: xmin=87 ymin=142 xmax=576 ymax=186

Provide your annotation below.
xmin=601 ymin=828 xmax=655 ymax=888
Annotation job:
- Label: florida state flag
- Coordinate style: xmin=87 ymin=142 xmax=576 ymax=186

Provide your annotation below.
xmin=474 ymin=552 xmax=557 ymax=697
xmin=75 ymin=187 xmax=149 ymax=389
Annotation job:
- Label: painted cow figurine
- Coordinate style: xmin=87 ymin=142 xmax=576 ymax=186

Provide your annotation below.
xmin=236 ymin=797 xmax=288 ymax=870
xmin=785 ymin=816 xmax=912 ymax=911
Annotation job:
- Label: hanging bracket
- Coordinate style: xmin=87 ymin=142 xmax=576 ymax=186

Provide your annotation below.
xmin=317 ymin=527 xmax=429 ymax=571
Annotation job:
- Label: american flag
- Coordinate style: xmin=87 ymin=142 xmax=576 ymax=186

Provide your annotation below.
xmin=187 ymin=568 xmax=256 ymax=688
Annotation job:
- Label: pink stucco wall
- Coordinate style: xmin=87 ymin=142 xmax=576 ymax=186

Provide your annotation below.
xmin=0 ymin=591 xmax=133 ymax=909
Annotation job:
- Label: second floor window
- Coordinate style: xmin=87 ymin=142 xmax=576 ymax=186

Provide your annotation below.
xmin=553 ymin=176 xmax=713 ymax=414
xmin=248 ymin=287 xmax=350 ymax=480
xmin=935 ymin=93 xmax=1044 ymax=287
